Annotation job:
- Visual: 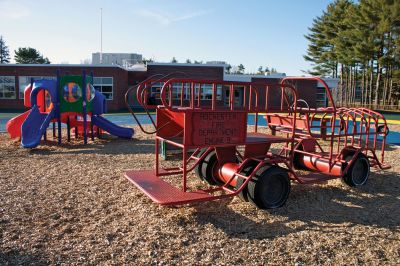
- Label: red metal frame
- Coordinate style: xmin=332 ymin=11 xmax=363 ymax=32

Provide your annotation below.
xmin=124 ymin=76 xmax=391 ymax=206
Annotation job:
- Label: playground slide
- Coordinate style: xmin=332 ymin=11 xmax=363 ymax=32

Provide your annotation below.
xmin=21 ymin=105 xmax=56 ymax=148
xmin=91 ymin=115 xmax=133 ymax=138
xmin=6 ymin=110 xmax=31 ymax=139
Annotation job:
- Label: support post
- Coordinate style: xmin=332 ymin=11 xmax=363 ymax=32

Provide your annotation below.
xmin=91 ymin=71 xmax=95 ymax=142
xmin=182 ymin=145 xmax=187 ymax=192
xmin=161 ymin=140 xmax=167 ymax=160
xmin=155 ymin=138 xmax=159 ymax=176
xmin=271 ymin=125 xmax=276 ymax=136
xmin=91 ymin=120 xmax=94 ymax=141
xmin=67 ymin=116 xmax=71 ymax=142
xmin=56 ymin=71 xmax=62 ymax=144
xmin=75 ymin=115 xmax=78 ymax=139
xmin=254 ymin=113 xmax=258 ymax=133
xmin=321 ymin=118 xmax=327 ymax=140
xmin=82 ymin=71 xmax=87 ymax=144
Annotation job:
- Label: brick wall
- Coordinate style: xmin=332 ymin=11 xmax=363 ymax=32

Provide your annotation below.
xmin=147 ymin=64 xmax=224 ymax=80
xmin=0 ymin=65 xmax=128 ymax=111
xmin=0 ymin=65 xmax=319 ymax=112
xmin=251 ymin=77 xmax=318 ymax=109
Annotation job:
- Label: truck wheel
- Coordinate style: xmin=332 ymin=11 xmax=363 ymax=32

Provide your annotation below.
xmin=194 ymin=148 xmax=207 ymax=181
xmin=235 ymin=161 xmax=258 ymax=202
xmin=247 ymin=166 xmax=291 ymax=209
xmin=343 ymin=154 xmax=370 ymax=187
xmin=198 ymin=150 xmax=223 ymax=185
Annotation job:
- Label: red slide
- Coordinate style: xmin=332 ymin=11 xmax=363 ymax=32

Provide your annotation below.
xmin=6 ymin=110 xmax=31 ymax=139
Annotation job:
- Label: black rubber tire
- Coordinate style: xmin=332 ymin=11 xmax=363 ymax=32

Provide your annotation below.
xmin=198 ymin=150 xmax=223 ymax=185
xmin=247 ymin=165 xmax=291 ymax=209
xmin=235 ymin=161 xmax=258 ymax=202
xmin=343 ymin=154 xmax=370 ymax=187
xmin=196 ymin=150 xmax=242 ymax=186
xmin=292 ymin=147 xmax=307 ymax=170
xmin=194 ymin=148 xmax=207 ymax=181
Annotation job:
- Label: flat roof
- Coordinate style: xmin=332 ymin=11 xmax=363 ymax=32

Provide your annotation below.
xmin=147 ymin=62 xmax=228 ymax=68
xmin=224 ymin=73 xmax=286 ymax=82
xmin=0 ymin=64 xmax=126 ymax=69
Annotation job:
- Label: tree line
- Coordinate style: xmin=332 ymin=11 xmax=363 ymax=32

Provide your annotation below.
xmin=304 ymin=0 xmax=400 ymax=108
xmin=169 ymin=57 xmax=279 ymax=75
xmin=0 ymin=35 xmax=50 ymax=64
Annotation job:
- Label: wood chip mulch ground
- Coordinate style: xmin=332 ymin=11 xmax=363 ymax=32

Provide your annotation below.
xmin=1 ymin=125 xmax=399 ymax=265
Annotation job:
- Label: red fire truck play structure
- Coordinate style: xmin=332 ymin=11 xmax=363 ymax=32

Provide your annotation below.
xmin=125 ymin=75 xmax=390 ymax=209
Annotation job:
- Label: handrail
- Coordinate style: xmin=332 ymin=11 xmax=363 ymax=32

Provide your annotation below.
xmin=125 ymin=72 xmax=189 ymax=134
xmin=281 ymin=76 xmax=336 ymax=160
xmin=281 ymin=76 xmax=336 ymax=110
xmin=139 ymin=72 xmax=189 ymax=134
xmin=159 ymin=78 xmax=299 ymax=114
xmin=138 ymin=72 xmax=189 ymax=107
xmin=136 ymin=74 xmax=163 ymax=105
xmin=125 ymin=74 xmax=164 ymax=134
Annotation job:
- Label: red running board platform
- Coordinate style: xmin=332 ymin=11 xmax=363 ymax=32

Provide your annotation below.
xmin=125 ymin=170 xmax=213 ymax=205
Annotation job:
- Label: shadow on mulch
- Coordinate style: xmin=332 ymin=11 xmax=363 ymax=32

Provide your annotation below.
xmin=192 ymin=170 xmax=400 ymax=240
xmin=380 ymin=143 xmax=400 ymax=151
xmin=0 ymin=250 xmax=49 ymax=266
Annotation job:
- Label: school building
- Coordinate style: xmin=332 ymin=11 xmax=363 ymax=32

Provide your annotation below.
xmin=0 ymin=63 xmax=332 ymax=112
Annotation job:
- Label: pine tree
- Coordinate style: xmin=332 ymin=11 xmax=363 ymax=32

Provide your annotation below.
xmin=257 ymin=66 xmax=264 ymax=75
xmin=0 ymin=35 xmax=10 ymax=64
xmin=304 ymin=0 xmax=400 ymax=108
xmin=226 ymin=64 xmax=232 ymax=73
xmin=141 ymin=58 xmax=154 ymax=65
xmin=14 ymin=47 xmax=50 ymax=64
xmin=237 ymin=64 xmax=245 ymax=74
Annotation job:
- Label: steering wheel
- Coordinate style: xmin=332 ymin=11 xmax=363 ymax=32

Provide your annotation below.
xmin=377 ymin=125 xmax=390 ymax=136
xmin=290 ymin=99 xmax=310 ymax=116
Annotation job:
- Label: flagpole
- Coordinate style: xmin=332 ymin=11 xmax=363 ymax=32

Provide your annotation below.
xmin=100 ymin=8 xmax=103 ymax=64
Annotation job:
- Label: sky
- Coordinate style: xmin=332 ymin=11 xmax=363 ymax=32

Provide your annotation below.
xmin=0 ymin=0 xmax=333 ymax=75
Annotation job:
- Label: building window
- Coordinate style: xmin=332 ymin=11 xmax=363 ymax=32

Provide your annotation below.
xmin=151 ymin=82 xmax=222 ymax=101
xmin=94 ymin=77 xmax=113 ymax=100
xmin=150 ymin=82 xmax=163 ymax=99
xmin=151 ymin=82 xmax=187 ymax=100
xmin=18 ymin=76 xmax=56 ymax=99
xmin=194 ymin=84 xmax=222 ymax=100
xmin=0 ymin=76 xmax=16 ymax=99
xmin=224 ymin=86 xmax=244 ymax=106
xmin=316 ymin=87 xmax=327 ymax=108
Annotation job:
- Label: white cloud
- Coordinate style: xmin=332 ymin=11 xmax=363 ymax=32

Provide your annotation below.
xmin=0 ymin=0 xmax=30 ymax=19
xmin=135 ymin=9 xmax=213 ymax=26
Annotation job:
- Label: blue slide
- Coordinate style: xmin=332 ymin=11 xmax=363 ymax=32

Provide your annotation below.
xmin=91 ymin=115 xmax=134 ymax=138
xmin=21 ymin=105 xmax=56 ymax=148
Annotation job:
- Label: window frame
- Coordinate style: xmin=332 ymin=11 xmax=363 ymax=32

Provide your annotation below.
xmin=18 ymin=76 xmax=56 ymax=99
xmin=93 ymin=76 xmax=114 ymax=100
xmin=0 ymin=76 xmax=16 ymax=99
xmin=151 ymin=82 xmax=222 ymax=101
